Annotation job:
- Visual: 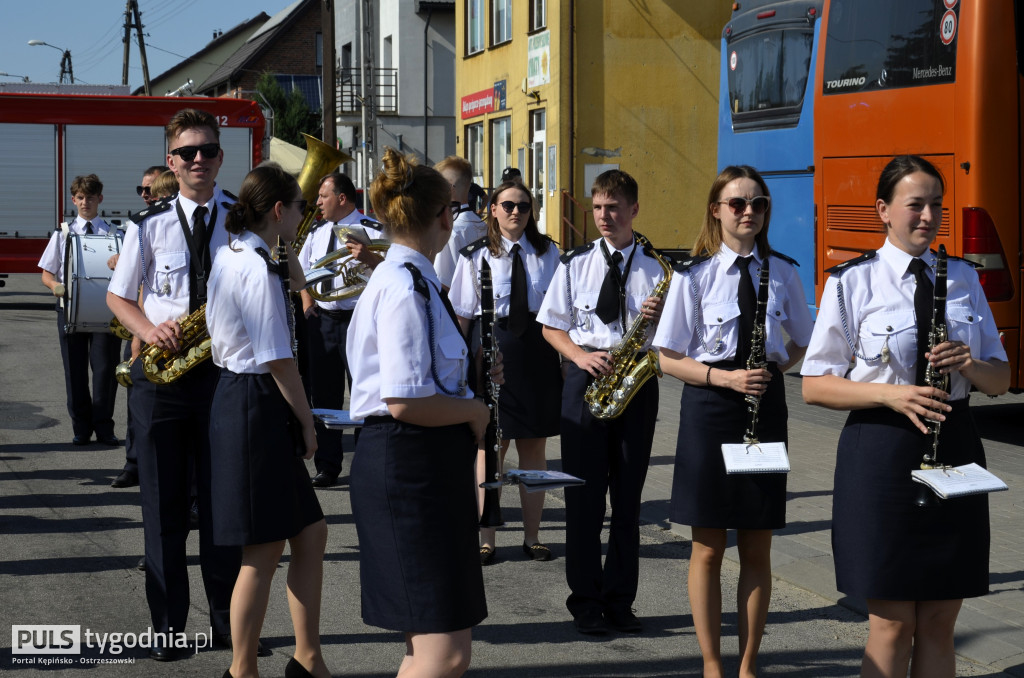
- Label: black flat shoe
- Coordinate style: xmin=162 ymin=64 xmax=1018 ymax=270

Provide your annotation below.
xmin=111 ymin=470 xmax=138 ymax=488
xmin=72 ymin=435 xmax=90 ymax=446
xmin=605 ymin=609 xmax=643 ymax=633
xmin=97 ymin=435 xmax=121 ymax=447
xmin=222 ymin=670 xmax=234 ymax=678
xmin=573 ymin=610 xmax=608 ymax=635
xmin=522 ymin=542 xmax=552 ymax=561
xmin=480 ymin=545 xmax=496 ymax=566
xmin=311 ymin=471 xmax=338 ymax=488
xmin=285 ymin=657 xmax=315 ymax=678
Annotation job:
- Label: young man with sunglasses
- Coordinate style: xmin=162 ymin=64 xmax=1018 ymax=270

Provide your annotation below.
xmin=107 ymin=108 xmax=247 ymax=662
xmin=297 ymin=171 xmax=381 ymax=488
xmin=433 ymin=155 xmax=487 ymax=290
xmin=537 ymin=169 xmax=666 ymax=636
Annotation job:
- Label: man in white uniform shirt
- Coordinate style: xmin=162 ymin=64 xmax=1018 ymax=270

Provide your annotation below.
xmin=433 ymin=155 xmax=487 ymax=290
xmin=39 ymin=173 xmax=122 ymax=447
xmin=298 ymin=172 xmax=383 ymax=487
xmin=107 ymin=108 xmax=244 ymax=661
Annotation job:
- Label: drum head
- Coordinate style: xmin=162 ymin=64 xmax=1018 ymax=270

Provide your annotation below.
xmin=64 ymin=233 xmax=121 ymax=333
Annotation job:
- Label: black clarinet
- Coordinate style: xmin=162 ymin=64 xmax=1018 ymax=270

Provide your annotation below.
xmin=478 ymin=259 xmax=504 ymax=528
xmin=915 ymin=245 xmax=949 ymax=507
xmin=743 ymin=257 xmax=771 ymax=445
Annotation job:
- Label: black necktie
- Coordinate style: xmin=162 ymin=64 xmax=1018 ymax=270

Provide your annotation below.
xmin=189 ymin=206 xmax=209 ymax=313
xmin=736 ymin=255 xmax=756 ymax=363
xmin=84 ymin=221 xmax=93 ymax=235
xmin=909 ymin=257 xmax=934 ymax=385
xmin=596 ymin=250 xmax=624 ymax=325
xmin=508 ymin=243 xmax=530 ymax=336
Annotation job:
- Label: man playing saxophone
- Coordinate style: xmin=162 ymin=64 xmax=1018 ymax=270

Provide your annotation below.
xmin=537 ymin=169 xmax=666 ymax=636
xmin=106 ymin=108 xmax=247 ymax=661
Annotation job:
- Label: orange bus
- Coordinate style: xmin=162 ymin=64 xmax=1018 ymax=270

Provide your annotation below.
xmin=814 ymin=0 xmax=1022 ymax=389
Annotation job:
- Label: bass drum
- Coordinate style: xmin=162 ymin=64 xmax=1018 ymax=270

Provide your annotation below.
xmin=63 ymin=232 xmax=121 ymax=333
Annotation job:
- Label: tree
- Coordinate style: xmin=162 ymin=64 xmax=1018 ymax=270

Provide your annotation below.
xmin=255 ymin=71 xmax=322 ymax=147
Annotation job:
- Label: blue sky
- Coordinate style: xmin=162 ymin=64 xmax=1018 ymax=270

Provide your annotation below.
xmin=0 ymin=1 xmax=296 ymax=89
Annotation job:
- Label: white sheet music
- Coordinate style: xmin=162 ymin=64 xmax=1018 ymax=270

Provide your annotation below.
xmin=505 ymin=469 xmax=585 ymax=493
xmin=911 ymin=463 xmax=1008 ymax=499
xmin=721 ymin=442 xmax=791 ymax=474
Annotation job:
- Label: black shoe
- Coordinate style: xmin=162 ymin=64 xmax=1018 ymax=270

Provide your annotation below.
xmin=573 ymin=610 xmax=608 ymax=635
xmin=311 ymin=471 xmax=337 ymax=488
xmin=522 ymin=542 xmax=553 ymax=561
xmin=136 ymin=556 xmax=146 ymax=571
xmin=212 ymin=633 xmax=272 ymax=657
xmin=149 ymin=640 xmax=186 ymax=662
xmin=285 ymin=657 xmax=315 ymax=678
xmin=111 ymin=470 xmax=138 ymax=488
xmin=605 ymin=609 xmax=643 ymax=633
xmin=222 ymin=670 xmax=234 ymax=678
xmin=480 ymin=545 xmax=496 ymax=566
xmin=97 ymin=435 xmax=121 ymax=447
xmin=72 ymin=435 xmax=91 ymax=446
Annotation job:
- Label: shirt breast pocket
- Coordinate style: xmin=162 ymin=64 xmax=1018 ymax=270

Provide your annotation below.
xmin=860 ymin=313 xmax=914 ymax=364
xmin=704 ymin=301 xmax=740 ymax=351
xmin=152 ymin=250 xmax=188 ymax=296
xmin=573 ymin=291 xmax=599 ymax=331
xmin=437 ymin=332 xmax=469 ymax=393
xmin=946 ymin=303 xmax=980 ymax=355
xmin=492 ymin=279 xmax=512 ymax=303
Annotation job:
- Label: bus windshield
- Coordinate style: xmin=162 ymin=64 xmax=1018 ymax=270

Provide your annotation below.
xmin=727 ymin=27 xmax=815 ymax=129
xmin=823 ymin=0 xmax=959 ymax=95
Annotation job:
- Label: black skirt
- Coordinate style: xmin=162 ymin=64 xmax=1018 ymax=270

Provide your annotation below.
xmin=832 ymin=401 xmax=990 ymax=600
xmin=209 ymin=369 xmax=324 ymax=546
xmin=493 ymin=315 xmax=562 ymax=439
xmin=351 ymin=417 xmax=487 ymax=633
xmin=670 ymin=362 xmax=788 ymax=530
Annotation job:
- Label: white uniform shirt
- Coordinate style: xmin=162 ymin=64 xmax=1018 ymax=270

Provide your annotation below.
xmin=207 ymin=230 xmax=294 ymax=375
xmin=434 ymin=206 xmax=487 ymax=288
xmin=109 ymin=187 xmax=233 ymax=326
xmin=536 ymin=235 xmax=667 ymax=351
xmin=448 ymin=234 xmax=561 ymax=319
xmin=347 ymin=243 xmax=473 ymax=420
xmin=801 ymin=238 xmax=1006 ymax=400
xmin=37 ymin=217 xmax=116 ymax=282
xmin=653 ymin=243 xmax=814 ymax=364
xmin=297 ymin=210 xmax=381 ymax=311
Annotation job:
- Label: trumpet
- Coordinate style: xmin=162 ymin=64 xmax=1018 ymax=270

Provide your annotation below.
xmin=304 ymin=224 xmax=389 ymax=303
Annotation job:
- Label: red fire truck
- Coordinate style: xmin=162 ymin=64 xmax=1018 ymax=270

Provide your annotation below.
xmin=0 ymin=93 xmax=266 ymax=274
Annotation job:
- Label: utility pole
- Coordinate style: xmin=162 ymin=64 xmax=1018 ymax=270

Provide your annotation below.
xmin=122 ymin=0 xmax=151 ymax=94
xmin=322 ymin=0 xmax=336 ymax=146
xmin=359 ymin=0 xmax=376 ymax=191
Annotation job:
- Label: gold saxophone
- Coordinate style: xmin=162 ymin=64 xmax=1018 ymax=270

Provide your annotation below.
xmin=584 ymin=233 xmax=673 ymax=419
xmin=123 ymin=134 xmax=350 ymax=386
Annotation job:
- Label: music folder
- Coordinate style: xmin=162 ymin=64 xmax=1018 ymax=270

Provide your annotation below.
xmin=911 ymin=463 xmax=1008 ymax=500
xmin=505 ymin=469 xmax=585 ymax=493
xmin=721 ymin=442 xmax=791 ymax=474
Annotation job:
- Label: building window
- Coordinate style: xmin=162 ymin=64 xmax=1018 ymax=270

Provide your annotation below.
xmin=490 ymin=116 xmax=512 ymax=187
xmin=492 ymin=0 xmax=512 ymax=46
xmin=530 ymin=0 xmax=546 ymax=31
xmin=316 ymin=33 xmax=323 ymax=69
xmin=468 ymin=0 xmax=485 ymax=55
xmin=466 ymin=123 xmax=484 ymax=185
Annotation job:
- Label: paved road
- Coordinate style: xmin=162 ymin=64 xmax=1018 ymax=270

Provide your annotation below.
xmin=1 ymin=272 xmax=1021 ymax=677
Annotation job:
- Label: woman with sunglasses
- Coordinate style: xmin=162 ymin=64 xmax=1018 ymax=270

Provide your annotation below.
xmin=652 ymin=165 xmax=813 ymax=678
xmin=801 ymin=156 xmax=1008 ymax=678
xmin=207 ymin=165 xmax=330 ymax=678
xmin=347 ymin=148 xmax=499 ymax=678
xmin=448 ymin=180 xmax=563 ymax=565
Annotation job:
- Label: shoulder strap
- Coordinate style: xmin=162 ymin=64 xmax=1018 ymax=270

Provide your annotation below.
xmin=130 ymin=199 xmax=172 ymax=225
xmin=221 ymin=189 xmax=238 ymax=202
xmin=673 ymin=253 xmax=711 ymax=273
xmin=404 ymin=262 xmax=430 ymax=299
xmin=824 ymin=250 xmax=877 ymax=275
xmin=768 ymin=250 xmax=799 ymax=267
xmin=459 ymin=236 xmax=489 ymax=258
xmin=559 ymin=241 xmax=594 ymax=264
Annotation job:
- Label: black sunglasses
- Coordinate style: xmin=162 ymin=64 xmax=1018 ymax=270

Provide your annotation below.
xmin=499 ymin=200 xmax=532 ymax=214
xmin=170 ymin=143 xmax=221 ymax=162
xmin=136 ymin=185 xmax=152 ymax=196
xmin=718 ymin=196 xmax=770 ymax=215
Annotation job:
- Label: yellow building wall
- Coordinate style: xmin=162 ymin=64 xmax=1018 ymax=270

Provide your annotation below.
xmin=455 ymin=1 xmax=730 ymax=250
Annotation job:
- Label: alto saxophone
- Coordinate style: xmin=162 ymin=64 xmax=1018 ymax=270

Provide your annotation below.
xmin=139 ymin=305 xmax=212 ymax=385
xmin=584 ymin=233 xmax=673 ymax=419
xmin=743 ymin=256 xmax=771 ymax=445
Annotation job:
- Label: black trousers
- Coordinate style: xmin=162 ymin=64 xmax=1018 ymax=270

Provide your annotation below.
xmin=129 ymin=358 xmax=240 ymax=635
xmin=56 ymin=311 xmax=121 ymax=439
xmin=560 ymin=362 xmax=659 ymax=618
xmin=306 ymin=309 xmax=353 ymax=476
xmin=122 ymin=341 xmax=137 ymax=474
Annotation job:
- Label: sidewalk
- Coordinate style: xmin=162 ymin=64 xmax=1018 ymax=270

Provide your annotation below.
xmin=639 ymin=370 xmax=1024 ymax=676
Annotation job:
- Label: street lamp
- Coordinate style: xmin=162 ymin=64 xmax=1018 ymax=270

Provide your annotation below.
xmin=0 ymin=72 xmax=30 ymax=82
xmin=28 ymin=40 xmax=74 ymax=84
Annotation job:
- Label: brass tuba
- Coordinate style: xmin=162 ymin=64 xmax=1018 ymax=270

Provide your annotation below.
xmin=584 ymin=233 xmax=673 ymax=419
xmin=305 ymin=224 xmax=389 ymax=302
xmin=134 ymin=134 xmax=349 ymax=385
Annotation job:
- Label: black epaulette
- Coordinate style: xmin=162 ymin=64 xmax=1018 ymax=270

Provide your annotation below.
xmin=673 ymin=254 xmax=711 ymax=273
xmin=459 ymin=236 xmax=489 ymax=258
xmin=768 ymin=250 xmax=799 ymax=267
xmin=130 ymin=199 xmax=172 ymax=224
xmin=221 ymin=189 xmax=238 ymax=201
xmin=361 ymin=217 xmax=383 ymax=229
xmin=404 ymin=262 xmax=430 ymax=299
xmin=824 ymin=250 xmax=877 ymax=275
xmin=559 ymin=241 xmax=594 ymax=264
